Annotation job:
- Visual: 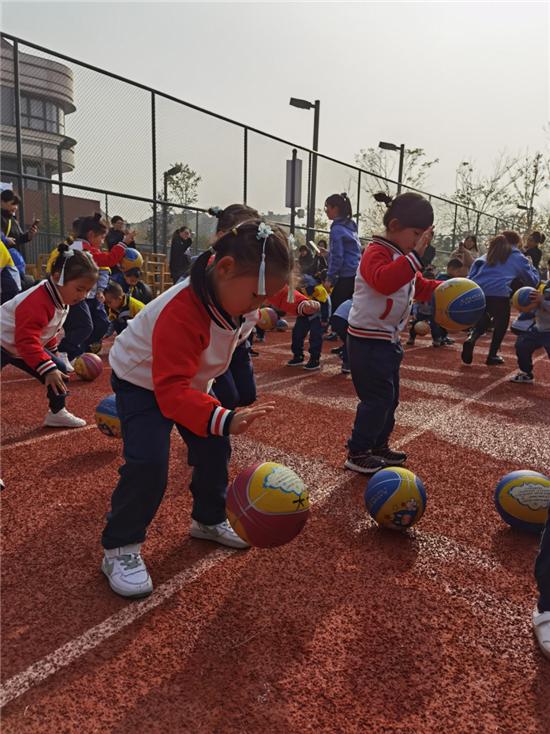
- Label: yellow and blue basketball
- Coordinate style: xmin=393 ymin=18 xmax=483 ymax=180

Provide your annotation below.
xmin=494 ymin=470 xmax=550 ymax=533
xmin=94 ymin=394 xmax=121 ymax=438
xmin=433 ymin=277 xmax=486 ymax=331
xmin=257 ymin=307 xmax=279 ymax=331
xmin=364 ymin=467 xmax=427 ymax=530
xmin=226 ymin=462 xmax=310 ymax=547
xmin=512 ymin=287 xmax=538 ymax=313
xmin=121 ymin=247 xmax=143 ymax=272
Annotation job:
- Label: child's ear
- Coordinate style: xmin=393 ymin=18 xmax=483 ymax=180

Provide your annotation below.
xmin=387 ymin=218 xmax=401 ymax=232
xmin=215 ymin=255 xmax=237 ymax=279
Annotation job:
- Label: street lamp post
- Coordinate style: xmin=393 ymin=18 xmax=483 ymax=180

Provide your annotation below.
xmin=290 ymin=97 xmax=320 ymax=243
xmin=379 ymin=141 xmax=405 ymax=194
xmin=517 ymin=204 xmax=535 ymax=233
xmin=163 ymin=164 xmax=182 ymax=247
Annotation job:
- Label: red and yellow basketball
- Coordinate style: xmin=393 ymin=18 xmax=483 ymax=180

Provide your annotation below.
xmin=226 ymin=462 xmax=310 ymax=547
xmin=257 ymin=307 xmax=279 ymax=331
xmin=73 ymin=352 xmax=103 ymax=381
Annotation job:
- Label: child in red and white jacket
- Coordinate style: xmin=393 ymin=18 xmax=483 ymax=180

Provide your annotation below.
xmin=0 ymin=244 xmax=98 ymax=428
xmin=101 ymin=218 xmax=319 ymax=599
xmin=345 ymin=192 xmax=439 ymax=475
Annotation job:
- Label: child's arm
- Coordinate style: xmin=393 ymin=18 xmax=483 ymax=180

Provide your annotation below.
xmin=326 ymin=230 xmax=344 ymax=286
xmin=90 ymin=242 xmax=126 ymax=268
xmin=516 ymin=253 xmax=541 ymax=288
xmin=267 ymin=285 xmax=319 ymax=316
xmin=14 ymin=300 xmax=59 ymax=376
xmin=414 ymin=274 xmax=442 ymax=301
xmin=361 ymin=245 xmax=424 ymax=296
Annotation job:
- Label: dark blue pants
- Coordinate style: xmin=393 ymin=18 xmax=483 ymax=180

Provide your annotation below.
xmin=536 ymin=510 xmax=550 ymax=612
xmin=515 ymin=330 xmax=550 ymax=375
xmin=1 ymin=347 xmax=68 ymax=412
xmin=102 ymin=373 xmax=230 ymax=549
xmin=471 ymin=295 xmax=510 ymax=357
xmin=59 ymin=298 xmax=109 ymax=360
xmin=330 ymin=314 xmax=349 ymax=363
xmin=213 ymin=342 xmax=256 ymax=410
xmin=348 ymin=337 xmax=403 ymax=454
xmin=291 ymin=315 xmax=322 ymax=359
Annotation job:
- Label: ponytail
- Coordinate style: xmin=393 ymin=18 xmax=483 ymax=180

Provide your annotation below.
xmin=51 ymin=243 xmax=99 ymax=284
xmin=325 ymin=193 xmax=353 ymax=219
xmin=374 ymin=191 xmax=433 ymax=229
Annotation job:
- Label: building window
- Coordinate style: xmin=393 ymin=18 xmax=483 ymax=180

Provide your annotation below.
xmin=24 ymin=162 xmax=40 ymax=191
xmin=19 ymin=94 xmax=65 ymax=135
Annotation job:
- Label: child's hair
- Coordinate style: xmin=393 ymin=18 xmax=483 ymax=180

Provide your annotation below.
xmin=76 ymin=212 xmax=108 ymax=240
xmin=317 ymin=239 xmax=328 ymax=248
xmin=51 ymin=243 xmax=98 ymax=283
xmin=111 ymin=215 xmax=123 ymax=225
xmin=190 ymin=220 xmax=292 ymax=304
xmin=529 ymin=231 xmax=546 ymax=245
xmin=374 ymin=192 xmax=434 ymax=229
xmin=104 ymin=282 xmax=124 ymax=298
xmin=463 ymin=234 xmax=477 ymax=247
xmin=124 ymin=267 xmax=142 ymax=278
xmin=447 ymin=257 xmax=464 ymax=270
xmin=208 ymin=204 xmax=260 ymax=233
xmin=1 ymin=189 xmax=18 ymax=204
xmin=325 ymin=193 xmax=353 ymax=219
xmin=502 ymin=230 xmax=521 ymax=247
xmin=486 ymin=234 xmax=512 ymax=265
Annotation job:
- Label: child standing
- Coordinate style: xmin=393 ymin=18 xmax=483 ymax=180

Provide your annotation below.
xmin=287 ymin=274 xmax=328 ymax=372
xmin=510 ymin=282 xmax=550 ymax=383
xmin=101 ymin=220 xmax=297 ymax=598
xmin=324 ymin=193 xmax=361 ymax=310
xmin=1 ymin=244 xmax=98 ymax=428
xmin=345 ymin=192 xmax=439 ymax=474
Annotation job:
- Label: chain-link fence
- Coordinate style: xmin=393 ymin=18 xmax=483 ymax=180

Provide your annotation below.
xmin=1 ymin=32 xmax=518 ymax=270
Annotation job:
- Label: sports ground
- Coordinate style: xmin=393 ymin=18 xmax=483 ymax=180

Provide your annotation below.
xmin=1 ymin=328 xmax=550 ymax=733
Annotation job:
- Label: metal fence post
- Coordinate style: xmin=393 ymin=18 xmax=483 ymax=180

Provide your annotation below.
xmin=452 ymin=204 xmax=458 ymax=247
xmin=56 ymin=145 xmax=65 ymax=238
xmin=243 ymin=127 xmax=248 ymax=205
xmin=12 ymin=40 xmax=25 ymax=230
xmin=151 ymin=92 xmax=158 ymax=253
xmin=475 ymin=211 xmax=481 ymax=240
xmin=355 ymin=171 xmax=361 ymax=227
xmin=290 ymin=149 xmax=297 ymax=235
xmin=494 ymin=217 xmax=499 ymax=236
xmin=306 ymin=151 xmax=312 ymax=240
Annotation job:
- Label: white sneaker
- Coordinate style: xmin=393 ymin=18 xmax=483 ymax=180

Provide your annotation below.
xmin=190 ymin=519 xmax=250 ymax=549
xmin=533 ymin=607 xmax=550 ymax=660
xmin=102 ymin=544 xmax=153 ymax=598
xmin=58 ymin=352 xmax=75 ymax=373
xmin=43 ymin=408 xmax=86 ymax=428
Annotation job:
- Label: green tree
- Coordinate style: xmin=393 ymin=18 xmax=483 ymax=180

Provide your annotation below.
xmin=166 ymin=162 xmax=201 ymax=225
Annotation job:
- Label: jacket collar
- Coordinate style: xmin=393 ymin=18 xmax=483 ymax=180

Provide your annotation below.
xmin=45 ymin=277 xmax=67 ymax=310
xmin=204 ymin=277 xmax=239 ymax=331
xmin=371 ymin=235 xmax=405 ymax=256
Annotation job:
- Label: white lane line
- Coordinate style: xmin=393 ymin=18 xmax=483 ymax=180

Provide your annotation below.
xmin=1 ymin=377 xmax=34 ymax=384
xmin=2 ymin=424 xmax=95 ymax=450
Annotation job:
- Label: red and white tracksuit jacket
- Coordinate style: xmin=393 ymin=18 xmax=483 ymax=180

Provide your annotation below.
xmin=0 ymin=278 xmax=68 ymax=376
xmin=109 ymin=280 xmax=310 ymax=438
xmin=70 ymin=238 xmax=126 ymax=297
xmin=348 ymin=236 xmax=440 ymax=343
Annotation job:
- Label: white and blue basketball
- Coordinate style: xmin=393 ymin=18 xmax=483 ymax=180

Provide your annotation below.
xmin=512 ymin=287 xmax=538 ymax=313
xmin=364 ymin=467 xmax=427 ymax=530
xmin=494 ymin=470 xmax=550 ymax=533
xmin=433 ymin=277 xmax=486 ymax=331
xmin=95 ymin=394 xmax=121 ymax=438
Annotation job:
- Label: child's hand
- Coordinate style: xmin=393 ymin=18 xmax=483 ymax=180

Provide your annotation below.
xmin=123 ymin=231 xmax=136 ymax=245
xmin=229 ymin=402 xmax=275 ymax=435
xmin=45 ymin=369 xmax=68 ymax=396
xmin=302 ymin=300 xmax=320 ymax=315
xmin=415 ymin=226 xmax=434 ymax=257
xmin=529 ymin=290 xmax=543 ymax=306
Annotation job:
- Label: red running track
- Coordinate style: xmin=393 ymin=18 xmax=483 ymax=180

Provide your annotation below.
xmin=1 ymin=329 xmax=550 ymax=733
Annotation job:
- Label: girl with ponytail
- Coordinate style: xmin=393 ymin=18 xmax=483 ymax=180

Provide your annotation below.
xmin=323 ymin=193 xmax=361 ymax=309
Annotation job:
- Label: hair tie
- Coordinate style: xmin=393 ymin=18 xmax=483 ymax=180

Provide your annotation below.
xmin=58 ymin=249 xmax=75 ymax=286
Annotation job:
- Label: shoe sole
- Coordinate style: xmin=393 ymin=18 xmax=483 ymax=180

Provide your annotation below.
xmin=341 ymin=370 xmax=351 ymax=375
xmin=303 ymin=366 xmax=321 ymax=371
xmin=101 ymin=565 xmax=153 ymax=599
xmin=189 ymin=529 xmax=250 ymax=549
xmin=287 ymin=362 xmax=305 ymax=368
xmin=43 ymin=422 xmax=87 ymax=429
xmin=344 ymin=460 xmax=385 ymax=475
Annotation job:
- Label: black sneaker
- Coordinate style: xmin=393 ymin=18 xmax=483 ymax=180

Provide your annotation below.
xmin=287 ymin=356 xmax=305 ymax=367
xmin=510 ymin=372 xmax=534 ymax=383
xmin=461 ymin=339 xmax=475 ymax=364
xmin=249 ymin=349 xmax=259 ymax=357
xmin=442 ymin=336 xmax=455 ymax=345
xmin=406 ymin=337 xmax=416 ymax=346
xmin=303 ymin=358 xmax=320 ymax=371
xmin=486 ymin=355 xmax=504 ymax=365
xmin=373 ymin=447 xmax=407 ymax=465
xmin=324 ymin=332 xmax=338 ymax=341
xmin=432 ymin=338 xmax=442 ymax=347
xmin=344 ymin=452 xmax=387 ymax=475
xmin=331 ymin=346 xmax=344 ymax=355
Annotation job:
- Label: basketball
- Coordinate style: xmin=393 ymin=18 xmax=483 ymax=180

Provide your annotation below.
xmin=364 ymin=467 xmax=427 ymax=530
xmin=512 ymin=287 xmax=538 ymax=313
xmin=414 ymin=320 xmax=430 ymax=336
xmin=95 ymin=395 xmax=121 ymax=438
xmin=494 ymin=470 xmax=550 ymax=533
xmin=226 ymin=462 xmax=310 ymax=547
xmin=257 ymin=307 xmax=279 ymax=331
xmin=73 ymin=352 xmax=103 ymax=381
xmin=120 ymin=247 xmax=143 ymax=272
xmin=433 ymin=277 xmax=486 ymax=331
xmin=276 ymin=318 xmax=289 ymax=331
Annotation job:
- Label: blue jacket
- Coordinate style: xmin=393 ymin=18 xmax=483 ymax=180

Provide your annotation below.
xmin=468 ymin=248 xmax=540 ymax=297
xmin=327 ymin=218 xmax=361 ymax=284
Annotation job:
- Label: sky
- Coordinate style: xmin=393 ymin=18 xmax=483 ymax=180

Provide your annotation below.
xmin=1 ymin=1 xmax=549 ymax=221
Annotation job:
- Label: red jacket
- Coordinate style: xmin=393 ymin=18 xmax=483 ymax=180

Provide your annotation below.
xmin=71 ymin=238 xmax=126 ymax=268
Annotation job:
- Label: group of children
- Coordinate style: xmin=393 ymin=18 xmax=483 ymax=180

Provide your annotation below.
xmin=1 ymin=192 xmax=548 ymax=660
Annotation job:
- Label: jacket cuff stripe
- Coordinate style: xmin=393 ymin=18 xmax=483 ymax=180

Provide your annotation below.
xmin=37 ymin=360 xmax=56 ymax=376
xmin=210 ymin=406 xmax=231 ymax=436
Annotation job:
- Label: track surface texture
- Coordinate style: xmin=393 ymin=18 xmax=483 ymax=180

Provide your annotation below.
xmin=2 ymin=326 xmax=550 ymax=733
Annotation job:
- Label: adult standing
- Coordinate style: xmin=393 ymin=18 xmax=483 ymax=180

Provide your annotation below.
xmin=1 ymin=189 xmax=38 ymax=260
xmin=298 ymin=245 xmax=315 ymax=276
xmin=451 ymin=234 xmax=479 ymax=270
xmin=106 ymin=216 xmax=135 ymax=251
xmin=462 ymin=230 xmax=540 ymax=366
xmin=323 ymin=193 xmax=361 ymax=310
xmin=524 ymin=231 xmax=545 ymax=272
xmin=169 ymin=226 xmax=193 ymax=283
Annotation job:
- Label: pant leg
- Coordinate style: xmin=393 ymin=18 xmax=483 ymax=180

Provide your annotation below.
xmin=515 ymin=333 xmax=539 ymax=375
xmin=470 ymin=305 xmax=493 ymax=343
xmin=101 ymin=374 xmax=173 ymax=549
xmin=213 ymin=369 xmax=240 ymax=410
xmin=374 ymin=352 xmax=401 ymax=450
xmin=330 ymin=276 xmax=355 ymax=312
xmin=486 ymin=296 xmax=511 ymax=357
xmin=308 ymin=316 xmax=323 ymax=359
xmin=535 ymin=510 xmax=550 ymax=612
xmin=291 ymin=316 xmax=310 ymax=358
xmin=85 ymin=298 xmax=110 ymax=348
xmin=58 ymin=300 xmax=93 ymax=360
xmin=175 ymin=425 xmax=230 ymax=526
xmin=229 ymin=342 xmax=257 ymax=406
xmin=1 ymin=347 xmax=67 ymax=412
xmin=331 ymin=315 xmax=349 ymax=362
xmin=347 ymin=338 xmax=403 ymax=454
